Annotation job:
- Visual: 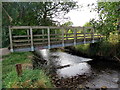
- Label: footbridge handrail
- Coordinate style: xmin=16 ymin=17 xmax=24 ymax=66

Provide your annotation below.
xmin=9 ymin=26 xmax=104 ymax=52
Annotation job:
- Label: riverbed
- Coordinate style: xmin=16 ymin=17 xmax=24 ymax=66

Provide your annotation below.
xmin=33 ymin=49 xmax=120 ymax=88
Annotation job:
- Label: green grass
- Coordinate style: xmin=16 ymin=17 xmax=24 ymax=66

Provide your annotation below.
xmin=3 ymin=69 xmax=53 ymax=88
xmin=75 ymin=44 xmax=90 ymax=54
xmin=2 ymin=52 xmax=32 ymax=76
xmin=2 ymin=52 xmax=53 ymax=88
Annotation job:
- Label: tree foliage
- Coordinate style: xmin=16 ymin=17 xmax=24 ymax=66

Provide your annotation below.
xmin=61 ymin=21 xmax=73 ymax=26
xmin=61 ymin=21 xmax=73 ymax=33
xmin=2 ymin=2 xmax=78 ymax=47
xmin=90 ymin=2 xmax=120 ymax=38
xmin=3 ymin=2 xmax=78 ymax=26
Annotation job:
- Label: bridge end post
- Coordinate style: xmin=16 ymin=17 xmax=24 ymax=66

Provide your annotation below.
xmin=10 ymin=49 xmax=14 ymax=52
xmin=47 ymin=27 xmax=50 ymax=49
xmin=9 ymin=26 xmax=14 ymax=52
xmin=30 ymin=27 xmax=34 ymax=51
xmin=31 ymin=46 xmax=34 ymax=51
xmin=92 ymin=40 xmax=95 ymax=43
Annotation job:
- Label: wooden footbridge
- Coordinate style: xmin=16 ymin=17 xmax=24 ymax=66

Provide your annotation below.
xmin=9 ymin=26 xmax=103 ymax=52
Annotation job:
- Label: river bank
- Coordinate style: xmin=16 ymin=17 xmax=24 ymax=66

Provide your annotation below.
xmin=63 ymin=41 xmax=120 ymax=63
xmin=50 ymin=42 xmax=120 ymax=71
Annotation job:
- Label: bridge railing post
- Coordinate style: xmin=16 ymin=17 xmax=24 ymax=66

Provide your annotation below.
xmin=92 ymin=28 xmax=94 ymax=43
xmin=42 ymin=29 xmax=44 ymax=42
xmin=62 ymin=28 xmax=64 ymax=47
xmin=9 ymin=26 xmax=13 ymax=52
xmin=74 ymin=29 xmax=77 ymax=46
xmin=27 ymin=29 xmax=30 ymax=43
xmin=47 ymin=27 xmax=50 ymax=49
xmin=83 ymin=27 xmax=86 ymax=44
xmin=30 ymin=27 xmax=34 ymax=51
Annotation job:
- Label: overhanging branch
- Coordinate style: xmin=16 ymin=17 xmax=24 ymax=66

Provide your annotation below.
xmin=2 ymin=7 xmax=13 ymax=22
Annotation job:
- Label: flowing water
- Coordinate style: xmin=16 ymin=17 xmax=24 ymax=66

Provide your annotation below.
xmin=33 ymin=49 xmax=120 ymax=88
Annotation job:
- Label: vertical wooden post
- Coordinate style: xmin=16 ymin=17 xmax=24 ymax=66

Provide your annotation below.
xmin=83 ymin=27 xmax=86 ymax=44
xmin=42 ymin=29 xmax=44 ymax=42
xmin=100 ymin=35 xmax=102 ymax=41
xmin=9 ymin=26 xmax=13 ymax=52
xmin=16 ymin=64 xmax=22 ymax=77
xmin=55 ymin=30 xmax=57 ymax=41
xmin=66 ymin=28 xmax=68 ymax=40
xmin=47 ymin=27 xmax=50 ymax=49
xmin=30 ymin=27 xmax=34 ymax=51
xmin=92 ymin=28 xmax=94 ymax=43
xmin=27 ymin=29 xmax=30 ymax=43
xmin=42 ymin=29 xmax=44 ymax=35
xmin=55 ymin=29 xmax=57 ymax=34
xmin=74 ymin=29 xmax=77 ymax=45
xmin=62 ymin=28 xmax=64 ymax=47
xmin=27 ymin=30 xmax=30 ymax=38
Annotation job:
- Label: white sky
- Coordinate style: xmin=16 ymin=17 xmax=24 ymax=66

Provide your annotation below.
xmin=64 ymin=0 xmax=98 ymax=26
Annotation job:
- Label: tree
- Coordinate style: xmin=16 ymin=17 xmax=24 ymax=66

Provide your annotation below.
xmin=61 ymin=21 xmax=73 ymax=26
xmin=2 ymin=2 xmax=78 ymax=26
xmin=61 ymin=21 xmax=73 ymax=34
xmin=2 ymin=2 xmax=78 ymax=47
xmin=83 ymin=22 xmax=92 ymax=33
xmin=89 ymin=2 xmax=120 ymax=38
xmin=83 ymin=22 xmax=91 ymax=27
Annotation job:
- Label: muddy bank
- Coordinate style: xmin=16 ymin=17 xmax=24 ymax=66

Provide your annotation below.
xmin=50 ymin=74 xmax=89 ymax=88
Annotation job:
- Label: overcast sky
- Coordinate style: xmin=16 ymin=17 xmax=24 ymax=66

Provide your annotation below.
xmin=64 ymin=0 xmax=98 ymax=26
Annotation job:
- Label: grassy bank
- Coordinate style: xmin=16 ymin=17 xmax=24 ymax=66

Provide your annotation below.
xmin=2 ymin=52 xmax=53 ymax=88
xmin=75 ymin=33 xmax=120 ymax=61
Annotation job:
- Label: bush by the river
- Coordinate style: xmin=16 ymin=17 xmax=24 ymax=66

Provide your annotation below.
xmin=76 ymin=33 xmax=120 ymax=60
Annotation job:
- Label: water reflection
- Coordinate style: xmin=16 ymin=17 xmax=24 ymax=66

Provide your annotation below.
xmin=36 ymin=49 xmax=92 ymax=78
xmin=34 ymin=49 xmax=120 ymax=88
xmin=36 ymin=49 xmax=50 ymax=60
xmin=57 ymin=63 xmax=91 ymax=78
xmin=51 ymin=52 xmax=92 ymax=66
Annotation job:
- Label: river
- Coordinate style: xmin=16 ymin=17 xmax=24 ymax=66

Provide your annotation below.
xmin=32 ymin=49 xmax=120 ymax=88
